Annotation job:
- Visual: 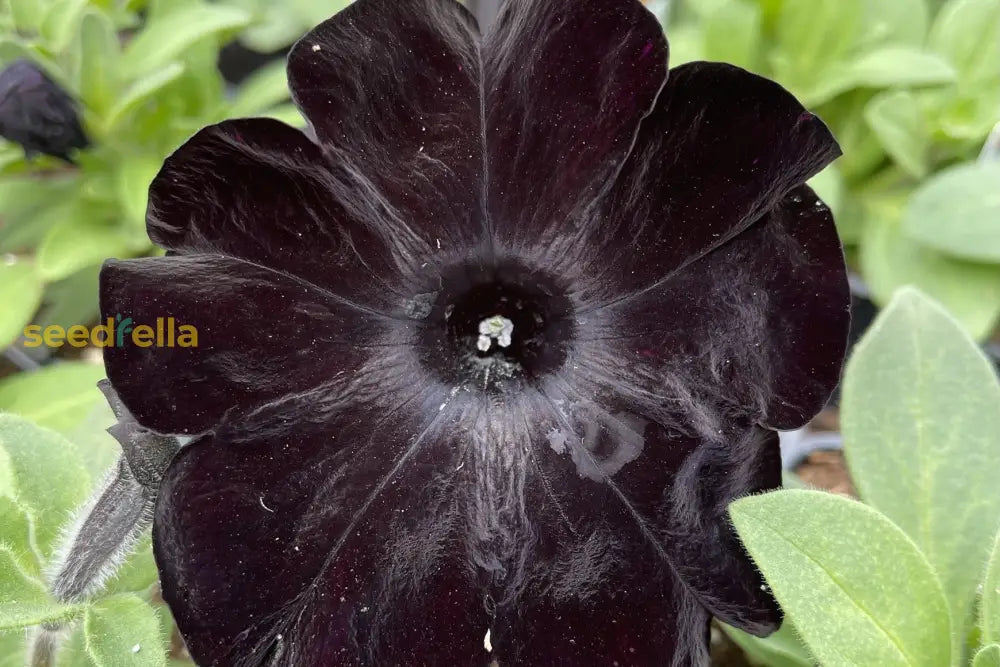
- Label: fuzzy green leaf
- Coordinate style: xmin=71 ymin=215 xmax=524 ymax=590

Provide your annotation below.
xmin=37 ymin=216 xmax=134 ymax=283
xmin=975 ymin=645 xmax=1000 ymax=667
xmin=843 ymin=288 xmax=1000 ymax=637
xmin=0 ymin=546 xmax=80 ymax=630
xmin=0 ymin=496 xmax=39 ymax=575
xmin=903 ymin=162 xmax=1000 ymax=263
xmin=84 ymin=595 xmax=166 ymax=667
xmin=864 ymin=90 xmax=928 ymax=178
xmin=730 ymin=489 xmax=951 ymax=667
xmin=983 ymin=529 xmax=1000 ymax=644
xmin=0 ymin=363 xmax=106 ymax=433
xmin=722 ymin=621 xmax=813 ymax=667
xmin=860 ymin=199 xmax=1000 ymax=339
xmin=0 ymin=413 xmax=90 ymax=556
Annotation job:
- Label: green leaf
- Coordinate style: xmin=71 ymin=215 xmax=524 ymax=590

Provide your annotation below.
xmin=104 ymin=535 xmax=158 ymax=596
xmin=103 ymin=62 xmax=185 ymax=131
xmin=0 ymin=260 xmax=43 ymax=348
xmin=930 ymin=0 xmax=1000 ymax=85
xmin=860 ymin=198 xmax=1000 ymax=339
xmin=975 ymin=645 xmax=1000 ymax=667
xmin=115 ymin=155 xmax=161 ymax=231
xmin=228 ymin=59 xmax=291 ymax=118
xmin=808 ymin=165 xmax=844 ymax=220
xmin=121 ymin=5 xmax=250 ymax=79
xmin=40 ymin=0 xmax=89 ymax=52
xmin=983 ymin=529 xmax=1000 ymax=643
xmin=234 ymin=0 xmax=304 ymax=52
xmin=74 ymin=10 xmax=120 ymax=118
xmin=0 ymin=363 xmax=106 ymax=433
xmin=773 ymin=0 xmax=862 ymax=92
xmin=0 ymin=631 xmax=26 ymax=667
xmin=261 ymin=103 xmax=305 ymax=128
xmin=902 ymin=162 xmax=1000 ymax=263
xmin=662 ymin=22 xmax=704 ymax=66
xmin=286 ymin=0 xmax=351 ymax=27
xmin=702 ymin=0 xmax=760 ymax=69
xmin=64 ymin=404 xmax=119 ymax=482
xmin=84 ymin=595 xmax=166 ymax=667
xmin=722 ymin=621 xmax=813 ymax=667
xmin=842 ymin=287 xmax=1000 ymax=637
xmin=730 ymin=489 xmax=952 ymax=667
xmin=806 ymin=47 xmax=956 ymax=105
xmin=9 ymin=0 xmax=45 ymax=32
xmin=0 ymin=496 xmax=40 ymax=575
xmin=35 ymin=265 xmax=101 ymax=333
xmin=0 ymin=414 xmax=90 ymax=556
xmin=57 ymin=626 xmax=97 ymax=667
xmin=857 ymin=0 xmax=930 ymax=49
xmin=864 ymin=90 xmax=928 ymax=178
xmin=37 ymin=216 xmax=134 ymax=283
xmin=0 ymin=546 xmax=80 ymax=630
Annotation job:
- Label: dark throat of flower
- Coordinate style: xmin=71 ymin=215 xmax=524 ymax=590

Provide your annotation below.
xmin=419 ymin=259 xmax=576 ymax=392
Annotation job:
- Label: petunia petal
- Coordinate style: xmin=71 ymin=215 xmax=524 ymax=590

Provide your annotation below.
xmin=154 ymin=375 xmax=498 ymax=666
xmin=483 ymin=0 xmax=668 ymax=252
xmin=576 ymin=184 xmax=850 ymax=434
xmin=286 ymin=0 xmax=487 ymax=253
xmin=146 ymin=118 xmax=414 ymax=313
xmin=566 ymin=61 xmax=841 ymax=304
xmin=480 ymin=384 xmax=781 ymax=664
xmin=100 ymin=255 xmax=412 ymax=435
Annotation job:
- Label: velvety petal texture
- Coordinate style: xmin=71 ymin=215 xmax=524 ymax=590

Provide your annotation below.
xmin=483 ymin=0 xmax=668 ymax=251
xmin=287 ymin=0 xmax=486 ymax=253
xmin=100 ymin=0 xmax=852 ymax=664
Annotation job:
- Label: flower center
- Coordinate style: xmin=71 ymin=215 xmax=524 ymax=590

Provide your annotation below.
xmin=419 ymin=259 xmax=575 ymax=390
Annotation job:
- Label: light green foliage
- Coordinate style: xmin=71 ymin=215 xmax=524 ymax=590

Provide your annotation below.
xmin=843 ymin=289 xmax=1000 ymax=635
xmin=975 ymin=646 xmax=1000 ymax=667
xmin=0 ymin=408 xmax=178 ymax=664
xmin=0 ymin=0 xmax=299 ymax=330
xmin=722 ymin=621 xmax=813 ymax=666
xmin=860 ymin=197 xmax=1000 ymax=339
xmin=84 ymin=595 xmax=166 ymax=667
xmin=983 ymin=530 xmax=1000 ymax=645
xmin=0 ymin=363 xmax=106 ymax=432
xmin=731 ymin=489 xmax=952 ymax=667
xmin=0 ymin=414 xmax=90 ymax=556
xmin=903 ymin=162 xmax=1000 ymax=263
xmin=732 ymin=287 xmax=1000 ymax=665
xmin=0 ymin=260 xmax=43 ymax=348
xmin=671 ymin=0 xmax=1000 ymax=339
xmin=0 ymin=546 xmax=80 ymax=629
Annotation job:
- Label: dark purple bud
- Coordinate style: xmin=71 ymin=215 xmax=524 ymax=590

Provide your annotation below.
xmin=0 ymin=59 xmax=89 ymax=163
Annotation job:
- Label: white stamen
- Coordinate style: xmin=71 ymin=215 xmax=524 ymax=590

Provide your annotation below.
xmin=484 ymin=629 xmax=493 ymax=652
xmin=477 ymin=315 xmax=514 ymax=352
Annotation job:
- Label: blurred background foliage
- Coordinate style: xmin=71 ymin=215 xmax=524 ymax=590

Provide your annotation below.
xmin=661 ymin=0 xmax=1000 ymax=340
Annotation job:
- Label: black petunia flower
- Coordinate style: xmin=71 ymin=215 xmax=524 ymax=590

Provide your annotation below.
xmin=0 ymin=59 xmax=89 ymax=163
xmin=100 ymin=0 xmax=849 ymax=664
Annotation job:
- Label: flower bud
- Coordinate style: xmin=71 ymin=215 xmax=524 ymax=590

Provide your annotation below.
xmin=0 ymin=59 xmax=89 ymax=163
